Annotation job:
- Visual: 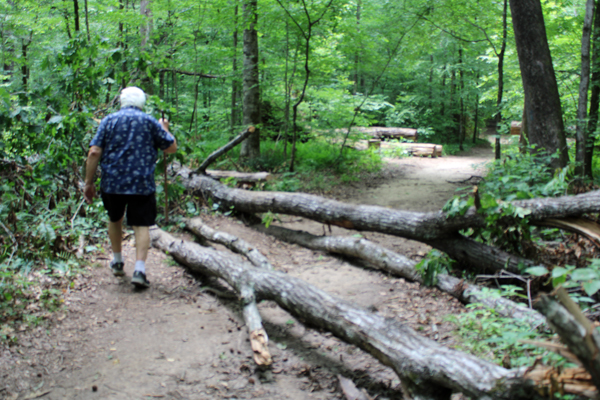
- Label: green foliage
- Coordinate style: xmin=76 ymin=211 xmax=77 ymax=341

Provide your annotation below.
xmin=480 ymin=147 xmax=571 ymax=200
xmin=442 ymin=145 xmax=573 ymax=261
xmin=526 ymin=259 xmax=600 ymax=306
xmin=448 ymin=304 xmax=569 ymax=368
xmin=415 ymin=250 xmax=453 ymax=286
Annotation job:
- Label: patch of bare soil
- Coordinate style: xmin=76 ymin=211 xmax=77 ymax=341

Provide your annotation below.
xmin=0 ymin=144 xmax=493 ymax=400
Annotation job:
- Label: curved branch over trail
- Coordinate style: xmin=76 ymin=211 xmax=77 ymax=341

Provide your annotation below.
xmin=151 ymin=228 xmax=540 ymax=400
xmin=196 ymin=127 xmax=255 ymax=174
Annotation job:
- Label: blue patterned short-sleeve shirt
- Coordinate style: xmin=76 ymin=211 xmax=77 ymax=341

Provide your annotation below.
xmin=90 ymin=106 xmax=175 ymax=195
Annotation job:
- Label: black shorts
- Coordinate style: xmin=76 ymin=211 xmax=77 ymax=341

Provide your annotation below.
xmin=101 ymin=191 xmax=157 ymax=226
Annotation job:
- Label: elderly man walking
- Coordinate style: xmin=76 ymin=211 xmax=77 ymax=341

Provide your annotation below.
xmin=84 ymin=87 xmax=177 ymax=288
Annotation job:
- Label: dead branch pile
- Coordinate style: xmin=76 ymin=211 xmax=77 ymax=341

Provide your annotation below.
xmin=151 ymin=227 xmax=541 ymax=400
xmin=152 ymin=127 xmax=600 ymax=398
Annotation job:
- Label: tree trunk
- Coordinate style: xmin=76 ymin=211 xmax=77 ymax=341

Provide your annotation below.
xmin=196 ymin=126 xmax=255 ymax=174
xmin=245 ymin=218 xmax=545 ymax=326
xmin=140 ymin=0 xmax=152 ymax=47
xmin=576 ymin=0 xmax=595 ymax=179
xmin=459 ymin=48 xmax=465 ymax=151
xmin=175 ymin=168 xmax=600 ymax=273
xmin=150 ymin=228 xmax=541 ymax=400
xmin=231 ymin=5 xmax=240 ymax=136
xmin=353 ymin=0 xmax=361 ymax=95
xmin=473 ymin=73 xmax=480 ymax=143
xmin=177 ymin=169 xmax=600 ymax=243
xmin=20 ymin=39 xmax=28 ymax=90
xmin=535 ymin=287 xmax=600 ymax=390
xmin=240 ymin=0 xmax=261 ymax=160
xmin=63 ymin=6 xmax=73 ymax=39
xmin=495 ymin=0 xmax=508 ymax=130
xmin=73 ymin=0 xmax=80 ymax=33
xmin=508 ymin=0 xmax=569 ymax=168
xmin=587 ymin=0 xmax=600 ymax=176
xmin=84 ymin=0 xmax=90 ymax=41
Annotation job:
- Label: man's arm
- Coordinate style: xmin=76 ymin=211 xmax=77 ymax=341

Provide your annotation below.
xmin=159 ymin=118 xmax=177 ymax=154
xmin=84 ymin=145 xmax=103 ymax=204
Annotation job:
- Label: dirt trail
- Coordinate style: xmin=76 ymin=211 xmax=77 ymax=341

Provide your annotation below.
xmin=0 ymin=145 xmax=494 ymax=400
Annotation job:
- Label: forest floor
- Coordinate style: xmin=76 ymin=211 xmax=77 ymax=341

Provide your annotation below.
xmin=0 ymin=142 xmax=495 ymax=400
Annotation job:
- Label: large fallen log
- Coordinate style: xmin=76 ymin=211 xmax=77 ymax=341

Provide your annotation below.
xmin=205 ymin=170 xmax=271 ymax=184
xmin=178 ymin=169 xmax=600 ymax=272
xmin=401 ymin=143 xmax=443 ymax=157
xmin=353 ymin=126 xmax=418 ymax=141
xmin=150 ymin=228 xmax=540 ymax=400
xmin=177 ymin=167 xmax=600 ymax=242
xmin=239 ymin=218 xmax=544 ymax=326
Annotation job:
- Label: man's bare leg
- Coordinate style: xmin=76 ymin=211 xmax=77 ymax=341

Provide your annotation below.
xmin=108 ymin=217 xmax=125 ymax=275
xmin=132 ymin=226 xmax=149 ymax=262
xmin=131 ymin=226 xmax=150 ymax=287
xmin=108 ymin=217 xmax=124 ymax=253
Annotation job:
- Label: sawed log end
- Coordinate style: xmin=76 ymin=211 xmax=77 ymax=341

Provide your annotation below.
xmin=250 ymin=328 xmax=272 ymax=366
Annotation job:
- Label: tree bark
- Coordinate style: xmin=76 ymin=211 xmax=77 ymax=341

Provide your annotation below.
xmin=535 ymin=287 xmax=600 ymax=390
xmin=140 ymin=0 xmax=152 ymax=47
xmin=587 ymin=0 xmax=600 ymax=176
xmin=495 ymin=0 xmax=508 ymax=130
xmin=353 ymin=127 xmax=418 ymax=141
xmin=73 ymin=0 xmax=80 ymax=33
xmin=240 ymin=0 xmax=261 ymax=160
xmin=576 ymin=0 xmax=596 ymax=178
xmin=84 ymin=0 xmax=90 ymax=41
xmin=508 ymin=0 xmax=569 ymax=168
xmin=177 ymin=169 xmax=600 ymax=243
xmin=150 ymin=228 xmax=540 ymax=400
xmin=203 ymin=170 xmax=271 ymax=184
xmin=176 ymin=169 xmax=600 ymax=273
xmin=231 ymin=4 xmax=240 ymax=136
xmin=195 ymin=126 xmax=255 ymax=174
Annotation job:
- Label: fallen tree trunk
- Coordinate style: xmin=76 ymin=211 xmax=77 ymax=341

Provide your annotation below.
xmin=205 ymin=170 xmax=271 ymax=184
xmin=242 ymin=218 xmax=544 ymax=326
xmin=177 ymin=170 xmax=576 ymax=271
xmin=534 ymin=217 xmax=600 ymax=248
xmin=196 ymin=126 xmax=255 ymax=174
xmin=534 ymin=287 xmax=600 ymax=391
xmin=425 ymin=234 xmax=538 ymax=274
xmin=353 ymin=127 xmax=418 ymax=141
xmin=151 ymin=228 xmax=540 ymax=400
xmin=402 ymin=143 xmax=443 ymax=157
xmin=177 ymin=168 xmax=600 ymax=243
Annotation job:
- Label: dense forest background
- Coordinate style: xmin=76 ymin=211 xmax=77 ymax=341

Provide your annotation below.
xmin=2 ymin=0 xmax=600 ymax=338
xmin=1 ymin=0 xmax=593 ymax=165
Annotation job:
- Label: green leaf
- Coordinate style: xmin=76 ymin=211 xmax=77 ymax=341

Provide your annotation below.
xmin=583 ymin=281 xmax=600 ymax=296
xmin=551 ymin=267 xmax=569 ymax=278
xmin=479 ymin=193 xmax=498 ymax=209
xmin=571 ymin=268 xmax=599 ymax=282
xmin=525 ymin=266 xmax=548 ymax=276
xmin=47 ymin=116 xmax=63 ymax=124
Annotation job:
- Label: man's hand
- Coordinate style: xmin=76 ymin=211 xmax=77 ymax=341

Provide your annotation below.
xmin=84 ymin=183 xmax=96 ymax=204
xmin=159 ymin=118 xmax=170 ymax=132
xmin=85 ymin=146 xmax=102 ymax=204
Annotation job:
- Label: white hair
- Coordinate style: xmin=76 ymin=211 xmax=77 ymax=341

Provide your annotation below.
xmin=120 ymin=87 xmax=146 ymax=109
